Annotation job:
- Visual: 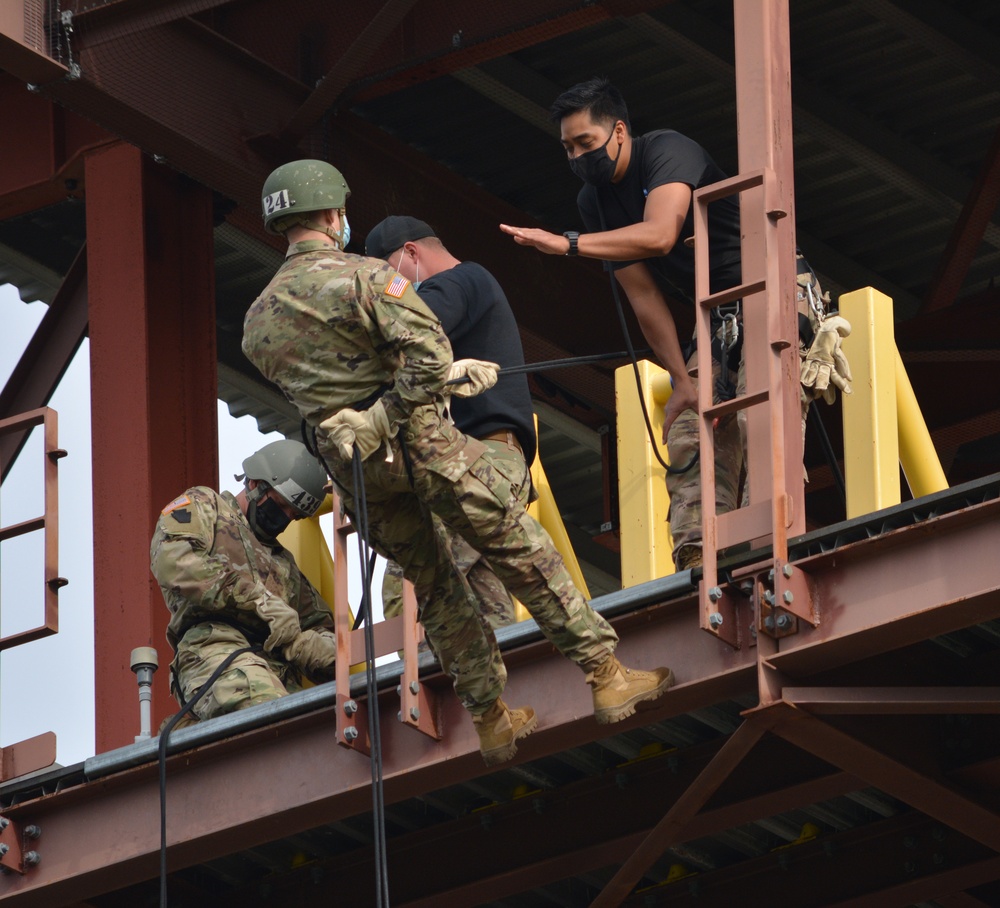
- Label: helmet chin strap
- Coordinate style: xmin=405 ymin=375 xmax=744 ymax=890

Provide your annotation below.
xmin=302 ymin=212 xmax=346 ymax=248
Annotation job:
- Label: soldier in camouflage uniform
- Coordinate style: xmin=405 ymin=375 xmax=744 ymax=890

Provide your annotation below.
xmin=501 ymin=78 xmax=852 ymax=570
xmin=150 ymin=440 xmax=335 ymax=722
xmin=242 ymin=160 xmax=674 ymax=766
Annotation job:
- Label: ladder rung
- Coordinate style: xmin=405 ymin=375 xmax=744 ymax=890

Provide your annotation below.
xmin=716 ymin=500 xmax=773 ymax=549
xmin=698 ymin=279 xmax=766 ymax=309
xmin=704 ymin=388 xmax=769 ymax=420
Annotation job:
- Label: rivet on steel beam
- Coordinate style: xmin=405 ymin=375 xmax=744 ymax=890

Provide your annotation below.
xmin=409 ymin=681 xmax=420 ymax=695
xmin=776 ymin=614 xmax=792 ymax=630
xmin=708 ymin=613 xmax=723 ymax=629
xmin=24 ymin=825 xmax=41 ymax=840
xmin=708 ymin=586 xmax=722 ymax=602
xmin=342 ymin=726 xmax=358 ymax=742
xmin=409 ymin=707 xmax=420 ymax=721
xmin=24 ymin=851 xmax=40 ymax=867
xmin=782 ymin=564 xmax=794 ymax=578
xmin=783 ymin=590 xmax=794 ymax=605
xmin=342 ymin=699 xmax=357 ymax=716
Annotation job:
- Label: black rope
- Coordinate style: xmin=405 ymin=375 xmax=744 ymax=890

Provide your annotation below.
xmin=351 ymin=447 xmax=390 ymax=907
xmin=443 ymin=348 xmax=653 ymax=386
xmin=593 ymin=199 xmax=700 ymax=476
xmin=808 ymin=400 xmax=847 ymax=506
xmin=159 ymin=642 xmax=262 ymax=908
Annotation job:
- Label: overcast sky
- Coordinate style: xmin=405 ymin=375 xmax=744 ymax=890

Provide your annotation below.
xmin=0 ymin=282 xmax=383 ymax=767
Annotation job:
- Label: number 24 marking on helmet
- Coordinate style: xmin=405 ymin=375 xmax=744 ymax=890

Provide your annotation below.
xmin=264 ymin=190 xmax=291 ymax=215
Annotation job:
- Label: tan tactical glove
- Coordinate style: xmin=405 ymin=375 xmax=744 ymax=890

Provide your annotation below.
xmin=320 ymin=400 xmax=394 ymax=461
xmin=800 ymin=315 xmax=853 ymax=405
xmin=282 ymin=627 xmax=337 ymax=682
xmin=447 ymin=359 xmax=500 ymax=398
xmin=256 ymin=595 xmax=305 ymax=653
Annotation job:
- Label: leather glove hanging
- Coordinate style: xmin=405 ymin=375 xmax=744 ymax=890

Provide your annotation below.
xmin=447 ymin=359 xmax=500 ymax=398
xmin=800 ymin=315 xmax=853 ymax=405
xmin=320 ymin=400 xmax=394 ymax=461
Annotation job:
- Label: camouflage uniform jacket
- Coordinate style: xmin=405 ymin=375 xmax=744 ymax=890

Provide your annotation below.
xmin=242 ymin=239 xmax=453 ymax=428
xmin=150 ymin=487 xmax=333 ymax=651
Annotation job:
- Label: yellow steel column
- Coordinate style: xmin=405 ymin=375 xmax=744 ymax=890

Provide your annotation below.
xmin=895 ymin=351 xmax=948 ymax=497
xmin=615 ymin=361 xmax=674 ymax=587
xmin=839 ymin=287 xmax=900 ymax=518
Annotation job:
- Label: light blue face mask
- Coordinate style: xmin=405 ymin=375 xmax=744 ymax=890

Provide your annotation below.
xmin=340 ymin=214 xmax=351 ymax=249
xmin=393 ymin=247 xmax=421 ymax=290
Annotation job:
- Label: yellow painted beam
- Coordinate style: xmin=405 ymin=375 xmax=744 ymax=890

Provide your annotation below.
xmin=839 ymin=288 xmax=900 ymax=518
xmin=895 ymin=350 xmax=948 ymax=497
xmin=615 ymin=361 xmax=674 ymax=587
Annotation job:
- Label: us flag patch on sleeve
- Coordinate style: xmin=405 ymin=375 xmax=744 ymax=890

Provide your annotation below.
xmin=385 ymin=274 xmax=410 ymax=298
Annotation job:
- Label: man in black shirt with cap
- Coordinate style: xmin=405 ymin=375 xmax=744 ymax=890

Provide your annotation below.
xmin=366 ymin=215 xmax=536 ymax=630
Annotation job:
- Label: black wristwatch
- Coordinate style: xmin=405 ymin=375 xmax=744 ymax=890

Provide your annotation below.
xmin=562 ymin=231 xmax=580 ymax=256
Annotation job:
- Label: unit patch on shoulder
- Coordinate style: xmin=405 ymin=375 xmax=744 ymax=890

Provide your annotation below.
xmin=384 ymin=274 xmax=411 ymax=298
xmin=162 ymin=494 xmax=192 ymax=516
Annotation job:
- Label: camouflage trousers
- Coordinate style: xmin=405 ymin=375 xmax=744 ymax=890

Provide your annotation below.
xmin=172 ymin=621 xmax=304 ymax=721
xmin=667 ymin=256 xmax=827 ymax=562
xmin=381 ymin=436 xmax=522 ymax=632
xmin=319 ymin=406 xmax=618 ymax=715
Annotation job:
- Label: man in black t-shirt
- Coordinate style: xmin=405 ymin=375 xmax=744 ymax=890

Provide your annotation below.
xmin=367 ymin=215 xmax=537 ymax=630
xmin=501 ymin=78 xmax=849 ymax=571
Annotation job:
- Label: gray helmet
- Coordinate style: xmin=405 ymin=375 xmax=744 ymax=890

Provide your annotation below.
xmin=261 ymin=159 xmax=350 ymax=234
xmin=241 ymin=440 xmax=327 ymax=517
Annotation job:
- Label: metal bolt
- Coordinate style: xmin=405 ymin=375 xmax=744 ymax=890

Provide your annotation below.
xmin=764 ymin=590 xmax=775 ymax=606
xmin=708 ymin=612 xmax=723 ymax=629
xmin=24 ymin=825 xmax=40 ymax=840
xmin=903 ymin=860 xmax=916 ymax=874
xmin=343 ymin=699 xmax=358 ymax=716
xmin=932 ymin=852 xmax=944 ymax=865
xmin=24 ymin=851 xmax=40 ymax=867
xmin=395 ymin=685 xmax=402 ymax=695
xmin=749 ymin=623 xmax=757 ymax=639
xmin=782 ymin=564 xmax=794 ymax=578
xmin=767 ymin=569 xmax=775 ymax=583
xmin=409 ymin=681 xmax=420 ymax=695
xmin=343 ymin=726 xmax=359 ymax=742
xmin=26 ymin=83 xmax=40 ymax=93
xmin=0 ymin=844 xmax=8 ymax=857
xmin=903 ymin=836 xmax=917 ymax=849
xmin=152 ymin=154 xmax=166 ymax=164
xmin=0 ymin=817 xmax=8 ymax=830
xmin=397 ymin=711 xmax=403 ymax=722
xmin=776 ymin=614 xmax=793 ymax=630
xmin=783 ymin=590 xmax=794 ymax=605
xmin=409 ymin=707 xmax=420 ymax=721
xmin=764 ymin=616 xmax=775 ymax=630
xmin=708 ymin=586 xmax=722 ymax=602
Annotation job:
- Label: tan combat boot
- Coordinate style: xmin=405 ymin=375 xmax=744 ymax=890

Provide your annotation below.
xmin=587 ymin=655 xmax=675 ymax=725
xmin=473 ymin=697 xmax=538 ymax=766
xmin=675 ymin=545 xmax=703 ymax=571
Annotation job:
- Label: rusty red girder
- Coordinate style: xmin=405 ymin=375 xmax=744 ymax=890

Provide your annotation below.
xmin=2 ymin=488 xmax=1000 ymax=903
xmin=0 ymin=249 xmax=87 ymax=481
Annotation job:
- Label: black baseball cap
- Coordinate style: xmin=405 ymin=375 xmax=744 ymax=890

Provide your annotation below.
xmin=365 ymin=215 xmax=437 ymax=259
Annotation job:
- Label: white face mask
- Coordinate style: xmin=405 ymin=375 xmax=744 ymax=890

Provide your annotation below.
xmin=393 ymin=247 xmax=421 ymax=290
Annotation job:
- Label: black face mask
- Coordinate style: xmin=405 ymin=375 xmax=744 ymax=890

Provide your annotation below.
xmin=569 ymin=129 xmax=622 ymax=186
xmin=247 ymin=495 xmax=293 ymax=544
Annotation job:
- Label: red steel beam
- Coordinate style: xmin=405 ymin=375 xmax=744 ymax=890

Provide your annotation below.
xmin=0 ymin=596 xmax=754 ymax=905
xmin=770 ymin=496 xmax=1000 ymax=678
xmin=782 ymin=687 xmax=1000 ymax=715
xmin=922 ymin=121 xmax=1000 ymax=313
xmin=0 ymin=247 xmax=87 ymax=482
xmin=774 ymin=709 xmax=1000 ymax=852
xmin=85 ymin=143 xmax=219 ymax=753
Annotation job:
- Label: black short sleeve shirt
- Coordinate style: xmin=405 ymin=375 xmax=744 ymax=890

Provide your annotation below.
xmin=577 ymin=130 xmax=743 ymax=303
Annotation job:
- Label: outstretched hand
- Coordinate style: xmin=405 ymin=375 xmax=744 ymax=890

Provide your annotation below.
xmin=499 ymin=224 xmax=569 ymax=255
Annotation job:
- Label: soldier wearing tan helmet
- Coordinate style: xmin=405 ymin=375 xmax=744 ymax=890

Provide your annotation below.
xmin=150 ymin=439 xmax=336 ymax=722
